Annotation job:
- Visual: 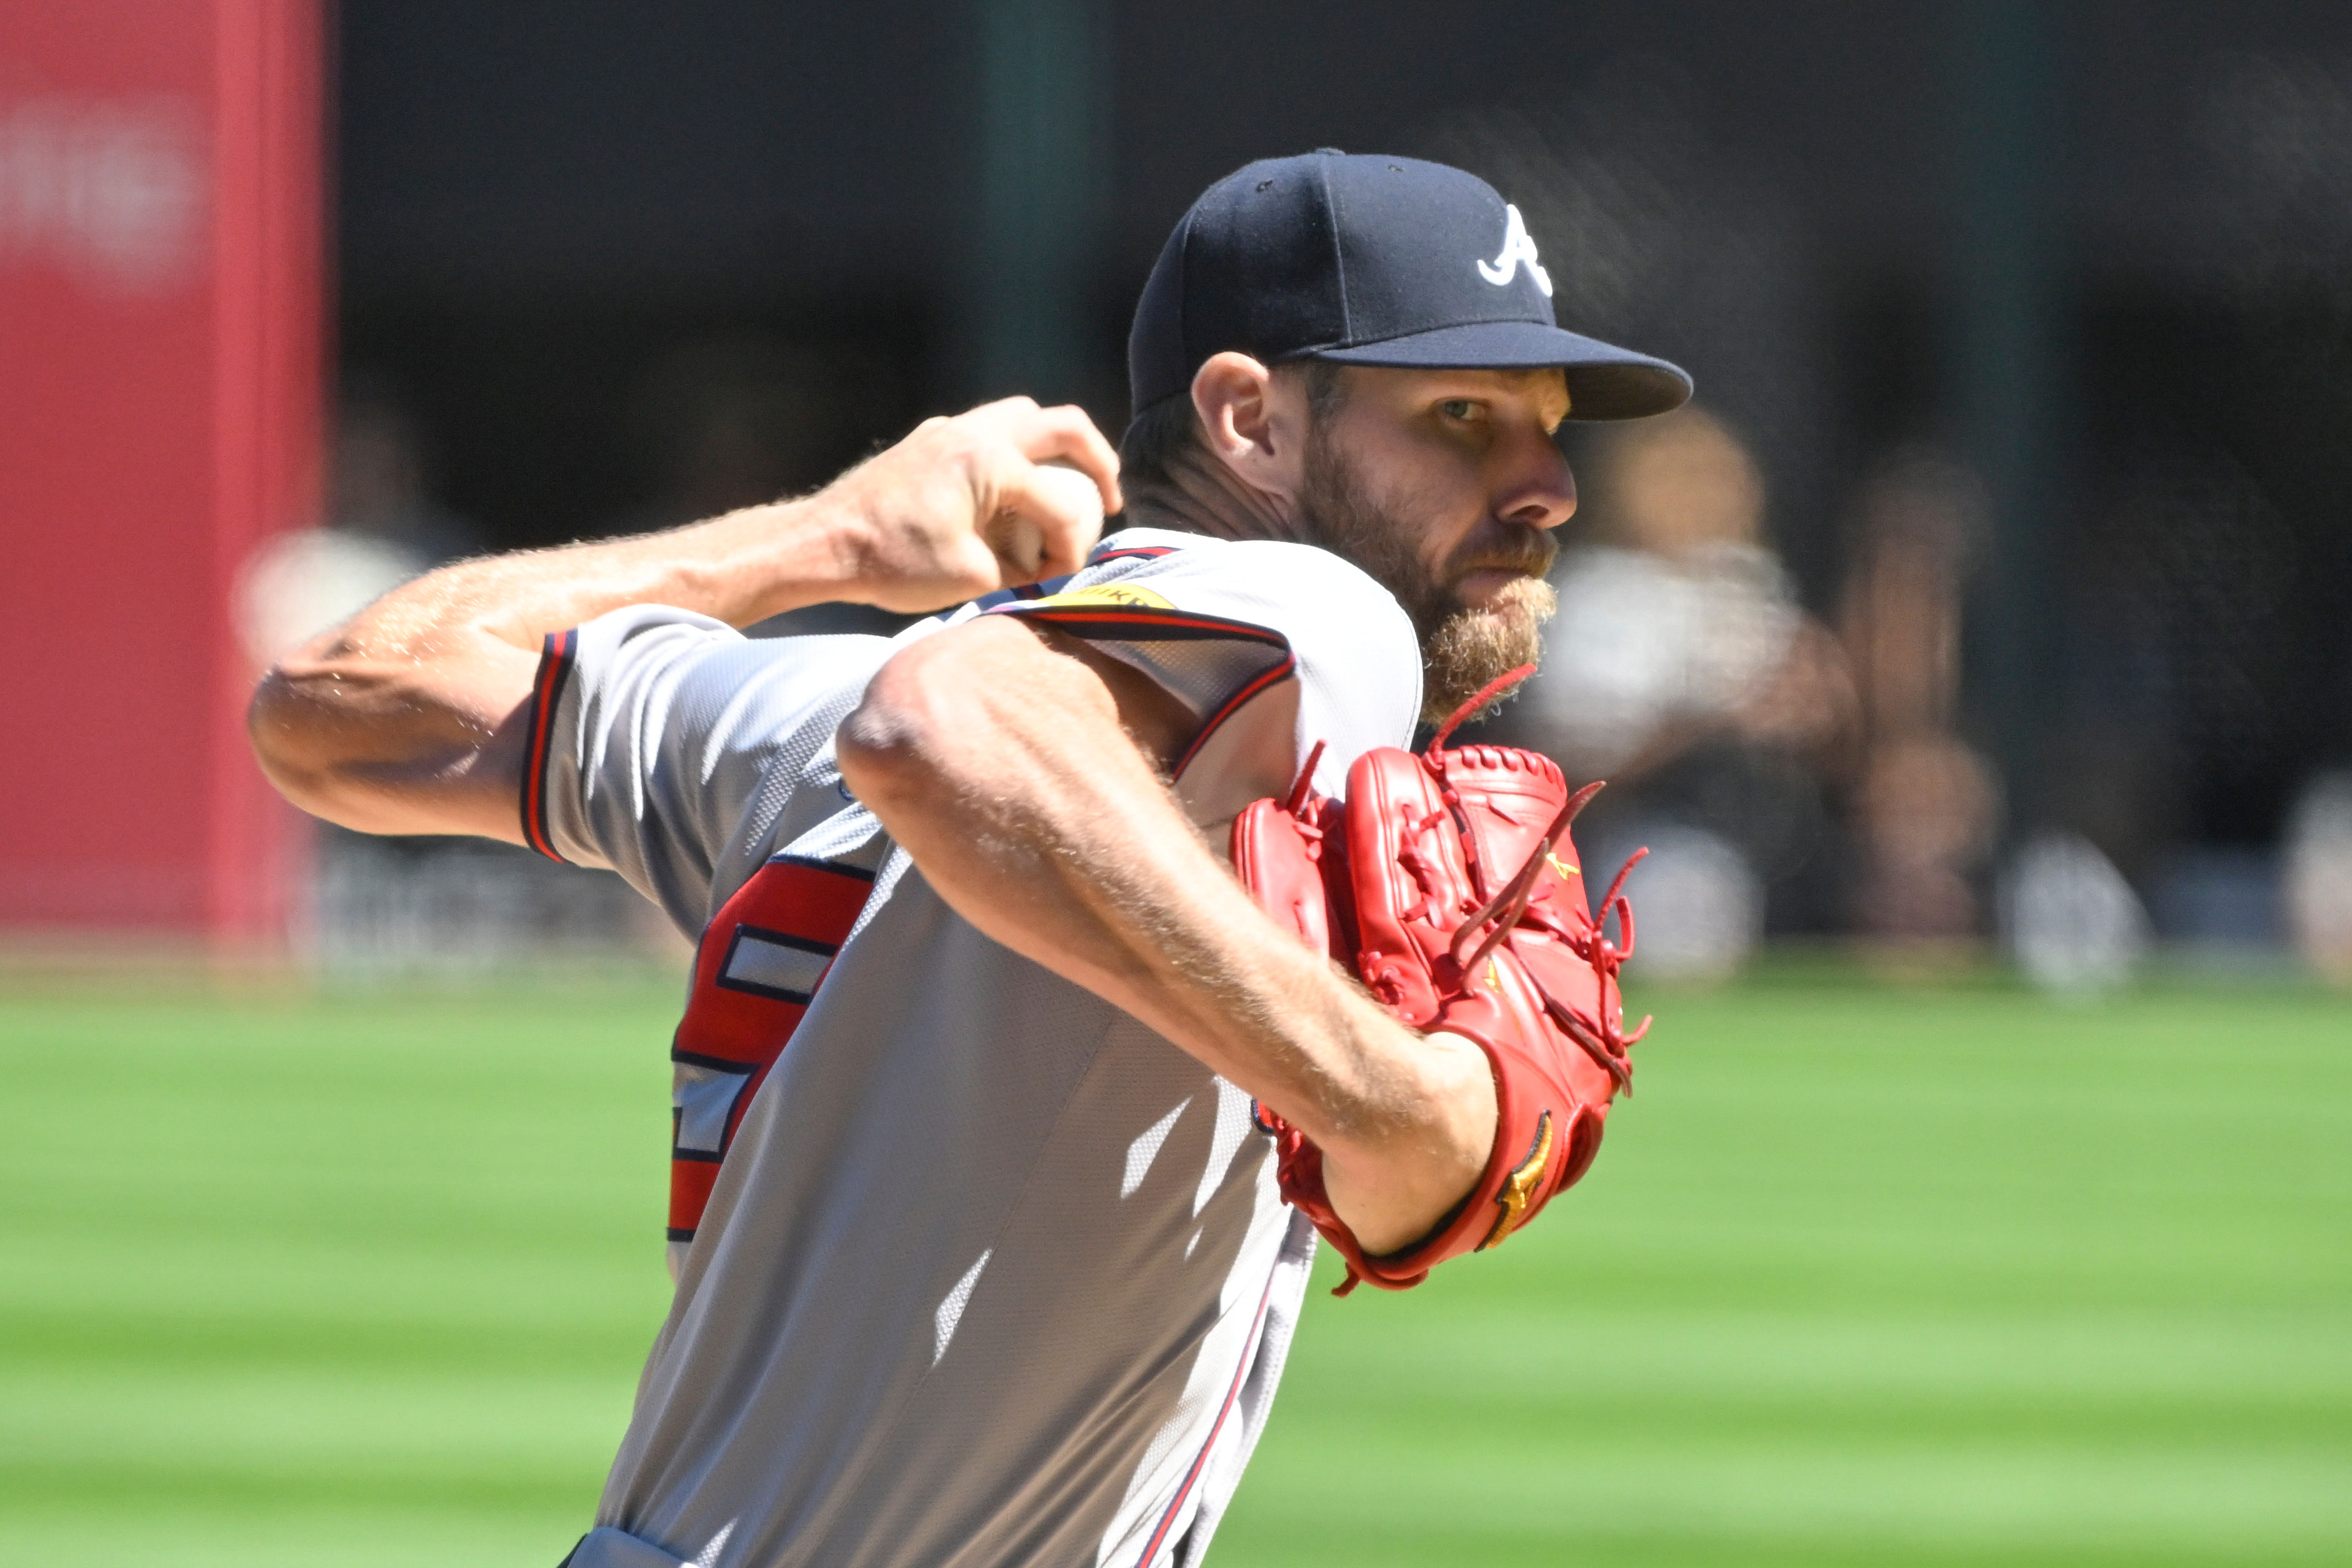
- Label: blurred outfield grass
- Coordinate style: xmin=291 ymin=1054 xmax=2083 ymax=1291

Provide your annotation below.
xmin=0 ymin=965 xmax=2346 ymax=1566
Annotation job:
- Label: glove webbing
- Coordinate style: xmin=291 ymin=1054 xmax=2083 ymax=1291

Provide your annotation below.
xmin=1422 ymin=666 xmax=1651 ymax=1093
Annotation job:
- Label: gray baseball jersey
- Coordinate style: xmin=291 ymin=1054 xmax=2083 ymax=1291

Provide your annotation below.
xmin=528 ymin=529 xmax=1421 ymax=1568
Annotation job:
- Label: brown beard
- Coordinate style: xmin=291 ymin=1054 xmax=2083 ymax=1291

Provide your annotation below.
xmin=1298 ymin=426 xmax=1559 ymax=724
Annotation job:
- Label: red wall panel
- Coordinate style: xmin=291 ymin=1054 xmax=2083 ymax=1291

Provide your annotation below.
xmin=1 ymin=0 xmax=321 ymax=940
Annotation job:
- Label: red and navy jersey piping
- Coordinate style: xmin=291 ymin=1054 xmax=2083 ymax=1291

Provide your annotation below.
xmin=1135 ymin=1266 xmax=1279 ymax=1565
xmin=1171 ymin=652 xmax=1298 ymax=776
xmin=996 ymin=600 xmax=1297 ymax=780
xmin=997 ymin=603 xmax=1290 ymax=649
xmin=519 ymin=628 xmax=580 ymax=861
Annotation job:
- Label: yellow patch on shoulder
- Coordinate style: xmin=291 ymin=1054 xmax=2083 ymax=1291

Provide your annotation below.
xmin=1032 ymin=584 xmax=1174 ymax=611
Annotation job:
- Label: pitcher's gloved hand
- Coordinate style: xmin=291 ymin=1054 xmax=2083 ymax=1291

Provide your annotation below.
xmin=1230 ymin=667 xmax=1648 ymax=1294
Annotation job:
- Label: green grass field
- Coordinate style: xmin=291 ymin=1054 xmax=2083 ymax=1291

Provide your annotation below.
xmin=2 ymin=967 xmax=2346 ymax=1566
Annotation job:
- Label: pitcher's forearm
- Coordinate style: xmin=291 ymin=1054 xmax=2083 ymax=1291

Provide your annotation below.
xmin=249 ymin=498 xmax=867 ymax=829
xmin=324 ymin=499 xmax=859 ymax=667
xmin=247 ymin=509 xmax=822 ymax=838
xmin=249 ymin=397 xmax=1121 ymax=841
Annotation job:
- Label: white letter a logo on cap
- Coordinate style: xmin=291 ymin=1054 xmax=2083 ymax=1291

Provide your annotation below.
xmin=1477 ymin=204 xmax=1552 ymax=298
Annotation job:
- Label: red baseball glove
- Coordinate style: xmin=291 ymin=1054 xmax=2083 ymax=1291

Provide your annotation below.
xmin=1230 ymin=667 xmax=1647 ymax=1294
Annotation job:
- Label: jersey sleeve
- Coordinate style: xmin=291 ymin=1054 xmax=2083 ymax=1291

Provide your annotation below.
xmin=981 ymin=532 xmax=1422 ymax=821
xmin=518 ymin=605 xmax=898 ymax=931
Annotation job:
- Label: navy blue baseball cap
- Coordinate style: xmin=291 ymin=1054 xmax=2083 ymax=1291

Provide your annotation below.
xmin=1128 ymin=149 xmax=1692 ymax=421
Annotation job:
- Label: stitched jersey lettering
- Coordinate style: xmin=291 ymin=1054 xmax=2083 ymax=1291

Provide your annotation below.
xmin=667 ymin=855 xmax=876 ymax=1242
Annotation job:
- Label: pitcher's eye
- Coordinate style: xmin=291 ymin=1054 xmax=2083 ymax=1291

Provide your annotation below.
xmin=1439 ymin=399 xmax=1483 ymax=422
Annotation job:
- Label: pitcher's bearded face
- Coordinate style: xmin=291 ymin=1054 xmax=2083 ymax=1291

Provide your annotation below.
xmin=1295 ymin=368 xmax=1571 ymax=723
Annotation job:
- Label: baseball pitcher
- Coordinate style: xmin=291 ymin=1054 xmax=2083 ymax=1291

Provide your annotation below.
xmin=252 ymin=150 xmax=1689 ymax=1568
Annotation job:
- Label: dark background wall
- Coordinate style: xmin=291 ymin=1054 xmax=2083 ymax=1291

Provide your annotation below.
xmin=335 ymin=0 xmax=2352 ymax=910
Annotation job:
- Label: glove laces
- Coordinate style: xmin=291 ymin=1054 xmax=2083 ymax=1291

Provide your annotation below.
xmin=1426 ymin=667 xmax=1651 ymax=1096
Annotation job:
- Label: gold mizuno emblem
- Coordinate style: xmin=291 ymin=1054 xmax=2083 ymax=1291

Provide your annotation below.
xmin=1481 ymin=1110 xmax=1553 ymax=1250
xmin=1546 ymin=851 xmax=1579 ymax=881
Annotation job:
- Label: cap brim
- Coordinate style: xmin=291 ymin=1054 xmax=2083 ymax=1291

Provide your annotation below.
xmin=1304 ymin=320 xmax=1692 ymax=421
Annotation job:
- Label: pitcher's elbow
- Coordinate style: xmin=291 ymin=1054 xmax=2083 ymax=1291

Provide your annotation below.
xmin=837 ymin=644 xmax=955 ymax=813
xmin=247 ymin=670 xmax=304 ymax=787
xmin=245 ymin=664 xmax=346 ymax=817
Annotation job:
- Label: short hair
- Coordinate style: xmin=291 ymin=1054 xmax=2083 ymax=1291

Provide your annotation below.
xmin=1116 ymin=390 xmax=1203 ymax=498
xmin=1118 ymin=359 xmax=1347 ymax=496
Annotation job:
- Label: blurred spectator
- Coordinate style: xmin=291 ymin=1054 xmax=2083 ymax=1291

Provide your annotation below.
xmin=1611 ymin=823 xmax=1763 ymax=984
xmin=615 ymin=334 xmax=913 ymax=637
xmin=2283 ymin=771 xmax=2352 ymax=984
xmin=327 ymin=377 xmax=484 ymax=563
xmin=1856 ymin=736 xmax=1998 ymax=944
xmin=236 ymin=376 xmax=483 ymax=671
xmin=1837 ymin=452 xmax=2003 ymax=953
xmin=237 ymin=381 xmax=657 ymax=970
xmin=1508 ymin=406 xmax=1855 ymax=978
xmin=2000 ymin=830 xmax=2151 ymax=995
xmin=1528 ymin=407 xmax=1851 ymax=776
xmin=617 ymin=336 xmax=844 ymax=532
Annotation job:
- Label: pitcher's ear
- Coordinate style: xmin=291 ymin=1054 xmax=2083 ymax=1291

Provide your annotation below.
xmin=1191 ymin=352 xmax=1309 ymax=506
